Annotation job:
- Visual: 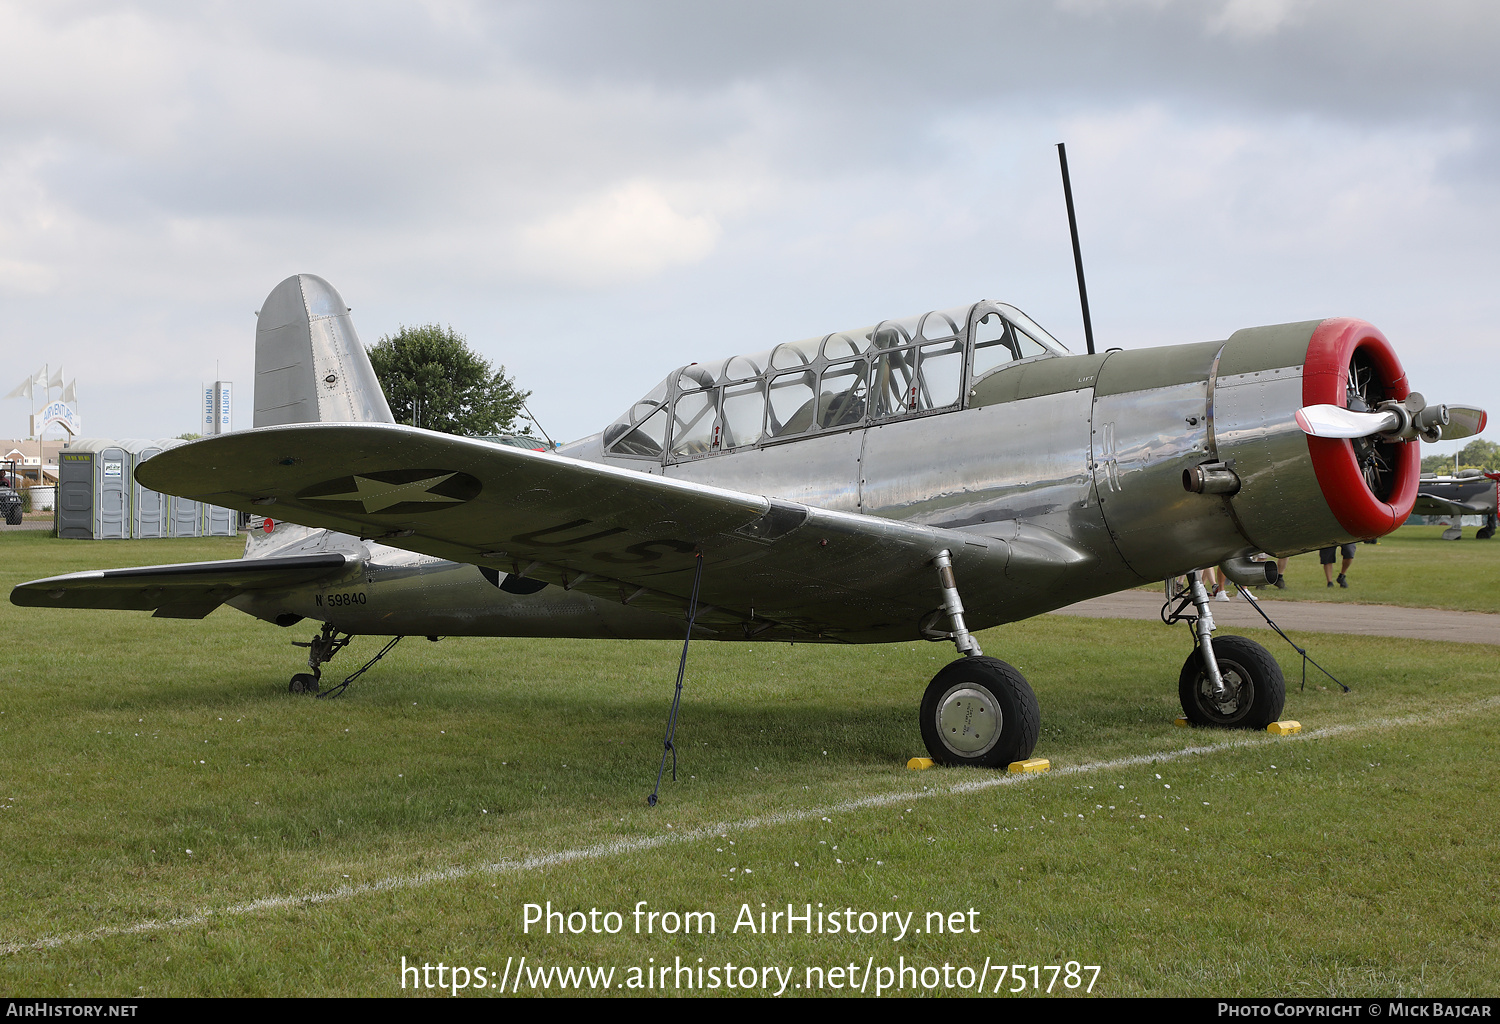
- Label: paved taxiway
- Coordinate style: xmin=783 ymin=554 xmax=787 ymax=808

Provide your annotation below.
xmin=1052 ymin=590 xmax=1499 ymax=646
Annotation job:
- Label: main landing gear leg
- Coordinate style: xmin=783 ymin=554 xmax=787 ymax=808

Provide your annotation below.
xmin=1174 ymin=570 xmax=1285 ymax=728
xmin=288 ymin=622 xmax=354 ymax=695
xmin=918 ymin=549 xmax=1040 ymax=767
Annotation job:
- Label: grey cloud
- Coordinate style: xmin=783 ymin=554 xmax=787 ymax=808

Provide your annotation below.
xmin=0 ymin=1 xmax=1494 ymax=445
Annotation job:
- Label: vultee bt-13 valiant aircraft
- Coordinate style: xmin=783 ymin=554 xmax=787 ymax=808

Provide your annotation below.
xmin=13 ymin=275 xmax=1488 ymax=768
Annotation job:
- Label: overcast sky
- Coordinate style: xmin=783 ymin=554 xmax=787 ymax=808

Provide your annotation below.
xmin=1 ymin=0 xmax=1495 ymax=457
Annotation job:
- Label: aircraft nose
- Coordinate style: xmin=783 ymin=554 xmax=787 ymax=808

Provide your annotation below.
xmin=1298 ymin=317 xmax=1420 ymax=537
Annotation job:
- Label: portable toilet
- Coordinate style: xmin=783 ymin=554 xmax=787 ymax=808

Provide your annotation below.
xmin=203 ymin=502 xmax=236 ymax=536
xmin=56 ymin=440 xmax=131 ymax=539
xmin=125 ymin=438 xmax=184 ymax=539
xmin=171 ymin=492 xmax=202 ymax=536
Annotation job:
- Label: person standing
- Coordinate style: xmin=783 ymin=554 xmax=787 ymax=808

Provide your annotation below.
xmin=1320 ymin=543 xmax=1356 ymax=588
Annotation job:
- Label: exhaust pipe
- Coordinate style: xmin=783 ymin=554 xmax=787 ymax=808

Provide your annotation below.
xmin=1184 ymin=461 xmax=1241 ymax=495
xmin=1219 ymin=556 xmax=1277 ymax=588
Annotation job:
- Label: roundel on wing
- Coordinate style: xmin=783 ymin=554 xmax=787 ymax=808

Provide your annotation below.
xmin=296 ymin=468 xmax=481 ymax=515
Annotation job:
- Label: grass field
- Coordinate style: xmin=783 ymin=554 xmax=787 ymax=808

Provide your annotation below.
xmin=1226 ymin=525 xmax=1500 ymax=614
xmin=1 ymin=531 xmax=1497 ymax=997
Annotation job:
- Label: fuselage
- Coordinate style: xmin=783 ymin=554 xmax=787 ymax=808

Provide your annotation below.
xmin=232 ymin=305 xmax=1417 ymax=642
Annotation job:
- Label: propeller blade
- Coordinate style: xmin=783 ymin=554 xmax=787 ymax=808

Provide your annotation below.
xmin=1439 ymin=406 xmax=1488 ymax=441
xmin=1294 ymin=404 xmax=1401 ymax=439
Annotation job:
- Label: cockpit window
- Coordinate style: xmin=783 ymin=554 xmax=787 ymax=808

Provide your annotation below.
xmin=606 ymin=406 xmax=669 ymax=456
xmin=603 ymin=373 xmax=673 ymax=458
xmin=671 ymin=388 xmax=719 ymax=457
xmin=819 ymin=360 xmax=868 ymax=428
xmin=721 ymin=379 xmax=766 ymax=448
xmin=770 ymin=337 xmax=823 ymax=370
xmin=919 ymin=339 xmax=964 ymax=408
xmin=821 ymin=329 xmax=871 ymax=361
xmin=767 ymin=369 xmax=817 ymax=438
xmin=971 ymin=304 xmax=1065 ymax=380
xmin=604 ymin=300 xmax=1065 ymax=460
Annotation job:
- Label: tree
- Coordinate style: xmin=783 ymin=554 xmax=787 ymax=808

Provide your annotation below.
xmin=367 ymin=324 xmax=530 ymax=436
xmin=1421 ymin=438 xmax=1500 ymax=474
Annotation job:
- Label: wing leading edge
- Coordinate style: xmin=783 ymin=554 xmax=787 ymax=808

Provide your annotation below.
xmin=135 ymin=423 xmax=1020 ymax=641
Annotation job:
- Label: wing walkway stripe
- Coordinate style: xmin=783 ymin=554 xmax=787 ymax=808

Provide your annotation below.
xmin=7 ymin=698 xmax=1497 ymax=956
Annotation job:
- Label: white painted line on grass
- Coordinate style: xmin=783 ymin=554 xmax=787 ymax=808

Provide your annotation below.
xmin=7 ymin=698 xmax=1497 ymax=956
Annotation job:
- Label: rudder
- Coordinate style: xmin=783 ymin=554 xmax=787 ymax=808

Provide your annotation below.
xmin=254 ymin=274 xmax=395 ymax=427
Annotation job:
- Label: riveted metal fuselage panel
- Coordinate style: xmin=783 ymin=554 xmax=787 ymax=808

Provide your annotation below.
xmin=860 ymin=392 xmax=1096 ymax=530
xmin=1212 ymin=368 xmax=1349 ymax=554
xmin=231 ymin=548 xmax=685 ymax=639
xmin=1090 ymin=378 xmax=1243 ymax=580
xmin=663 ymin=430 xmax=864 ymax=513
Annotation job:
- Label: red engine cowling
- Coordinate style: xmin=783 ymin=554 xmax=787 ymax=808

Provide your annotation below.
xmin=1301 ymin=318 xmax=1421 ymax=538
xmin=1212 ymin=317 xmax=1421 ymax=556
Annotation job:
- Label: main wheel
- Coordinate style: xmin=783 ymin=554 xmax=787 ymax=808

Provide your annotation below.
xmin=4 ymin=506 xmax=20 ymax=526
xmin=288 ymin=673 xmax=320 ymax=695
xmin=1178 ymin=636 xmax=1284 ymax=728
xmin=919 ymin=656 xmax=1040 ymax=767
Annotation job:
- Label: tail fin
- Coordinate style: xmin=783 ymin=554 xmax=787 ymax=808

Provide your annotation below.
xmin=253 ymin=274 xmax=395 ymax=427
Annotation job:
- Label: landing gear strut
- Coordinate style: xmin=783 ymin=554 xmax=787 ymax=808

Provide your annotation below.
xmin=288 ymin=622 xmax=354 ymax=695
xmin=1171 ymin=570 xmax=1284 ymax=728
xmin=918 ymin=550 xmax=1040 ymax=767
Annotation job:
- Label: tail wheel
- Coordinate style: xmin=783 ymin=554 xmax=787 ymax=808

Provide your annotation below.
xmin=1178 ymin=635 xmax=1284 ymax=728
xmin=288 ymin=673 xmax=320 ymax=695
xmin=919 ymin=656 xmax=1039 ymax=767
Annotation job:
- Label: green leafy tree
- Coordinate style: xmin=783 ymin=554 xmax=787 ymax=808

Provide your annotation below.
xmin=1422 ymin=438 xmax=1500 ymax=474
xmin=367 ymin=324 xmax=530 ymax=436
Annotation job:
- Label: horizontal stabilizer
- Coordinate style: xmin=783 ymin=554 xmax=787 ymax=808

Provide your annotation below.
xmin=10 ymin=554 xmax=350 ymax=619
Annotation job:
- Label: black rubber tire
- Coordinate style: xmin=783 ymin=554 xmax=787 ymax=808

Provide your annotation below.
xmin=4 ymin=506 xmax=20 ymax=526
xmin=288 ymin=673 xmax=320 ymax=695
xmin=919 ymin=656 xmax=1040 ymax=767
xmin=1178 ymin=635 xmax=1285 ymax=728
xmin=1477 ymin=525 xmax=1495 ymax=540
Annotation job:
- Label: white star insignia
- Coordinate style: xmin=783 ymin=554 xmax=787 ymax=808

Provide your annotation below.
xmin=308 ymin=473 xmax=466 ymax=513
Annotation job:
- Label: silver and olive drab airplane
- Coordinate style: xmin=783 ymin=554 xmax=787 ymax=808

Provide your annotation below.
xmin=12 ymin=274 xmax=1489 ymax=768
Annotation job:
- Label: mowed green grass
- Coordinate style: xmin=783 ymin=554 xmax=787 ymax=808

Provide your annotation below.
xmin=1 ymin=532 xmax=1497 ymax=997
xmin=1236 ymin=525 xmax=1500 ymax=613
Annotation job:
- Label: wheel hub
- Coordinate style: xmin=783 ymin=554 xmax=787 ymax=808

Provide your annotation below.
xmin=937 ymin=686 xmax=1003 ymax=755
xmin=1204 ymin=666 xmax=1248 ymax=717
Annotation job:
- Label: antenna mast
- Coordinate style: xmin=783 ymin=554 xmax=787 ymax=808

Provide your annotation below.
xmin=1056 ymin=143 xmax=1096 ymax=356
